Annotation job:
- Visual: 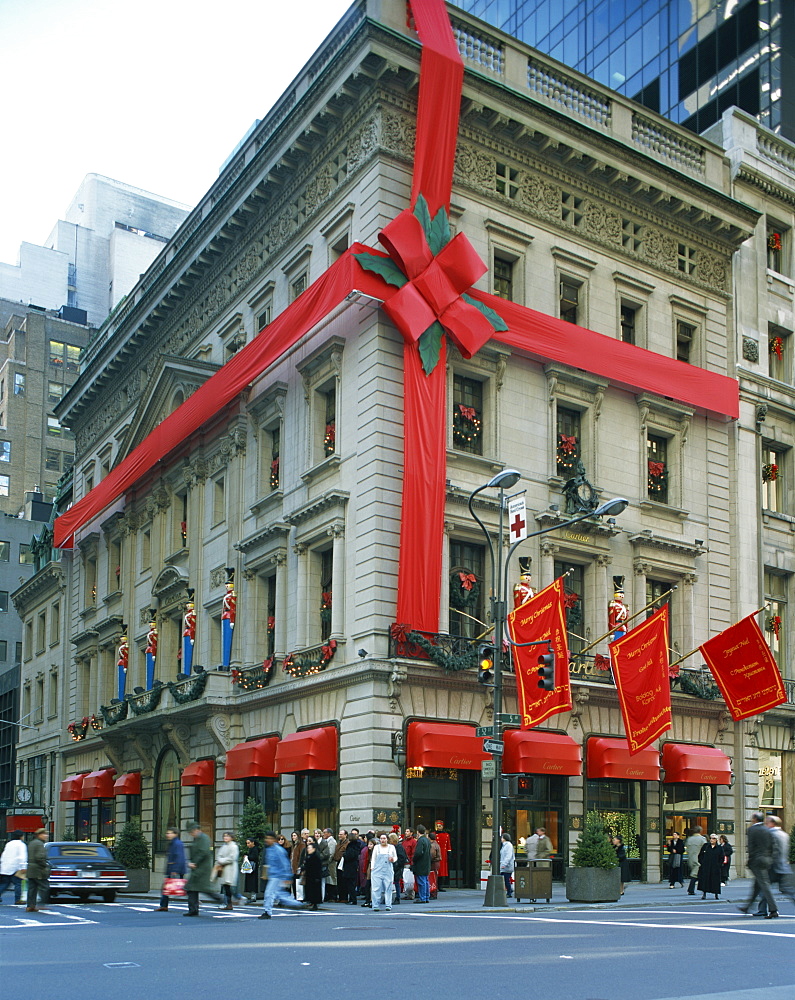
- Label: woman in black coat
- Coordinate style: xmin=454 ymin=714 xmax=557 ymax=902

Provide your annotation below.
xmin=340 ymin=834 xmax=361 ymax=905
xmin=243 ymin=838 xmax=260 ymax=904
xmin=613 ymin=836 xmax=629 ymax=895
xmin=302 ymin=842 xmax=324 ymax=910
xmin=697 ymin=834 xmax=724 ymax=899
xmin=719 ymin=835 xmax=733 ymax=883
xmin=667 ymin=833 xmax=685 ymax=887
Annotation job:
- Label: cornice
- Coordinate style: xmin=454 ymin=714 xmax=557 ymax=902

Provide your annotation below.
xmin=284 ymin=490 xmax=350 ymax=528
xmin=11 ymin=563 xmax=65 ymax=613
xmin=735 ymin=165 xmax=795 ymax=210
xmin=236 ymin=521 xmax=291 ymax=553
xmin=628 ymin=531 xmax=705 ymax=558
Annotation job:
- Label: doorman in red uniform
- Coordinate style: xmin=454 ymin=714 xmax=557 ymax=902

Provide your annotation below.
xmin=435 ymin=820 xmax=451 ymax=891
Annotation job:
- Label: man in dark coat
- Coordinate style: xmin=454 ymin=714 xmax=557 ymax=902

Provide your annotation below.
xmin=26 ymin=828 xmax=50 ymax=912
xmin=412 ymin=824 xmax=431 ymax=903
xmin=738 ymin=811 xmax=778 ymax=918
xmin=155 ymin=826 xmax=187 ymax=911
xmin=185 ymin=822 xmax=223 ymax=916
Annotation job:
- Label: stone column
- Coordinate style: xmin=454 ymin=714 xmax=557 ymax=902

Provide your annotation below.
xmin=439 ymin=522 xmax=454 ymax=634
xmin=633 ymin=560 xmax=648 ymax=623
xmin=595 ymin=554 xmax=612 ymax=641
xmin=680 ymin=573 xmax=697 ymax=657
xmin=294 ymin=543 xmax=308 ymax=649
xmin=274 ymin=550 xmax=288 ymax=658
xmin=328 ymin=522 xmax=345 ymax=640
xmin=540 ymin=540 xmax=558 ymax=590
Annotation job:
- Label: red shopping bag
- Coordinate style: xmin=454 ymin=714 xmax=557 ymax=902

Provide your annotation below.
xmin=428 ymin=870 xmax=438 ymax=899
xmin=162 ymin=877 xmax=187 ymax=897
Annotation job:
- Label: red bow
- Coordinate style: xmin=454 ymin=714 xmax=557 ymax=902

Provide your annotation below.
xmin=458 ymin=572 xmax=477 ymax=591
xmin=593 ymin=654 xmax=610 ymax=671
xmin=458 ymin=404 xmax=477 ymax=421
xmin=379 ymin=208 xmax=492 ymax=359
xmin=559 ymin=434 xmax=577 ymax=454
xmin=648 ymin=461 xmax=666 ymax=478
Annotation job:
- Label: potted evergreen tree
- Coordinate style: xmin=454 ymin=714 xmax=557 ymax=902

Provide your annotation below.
xmin=114 ymin=818 xmax=152 ymax=893
xmin=237 ymin=797 xmax=268 ymax=901
xmin=565 ymin=811 xmax=621 ymax=902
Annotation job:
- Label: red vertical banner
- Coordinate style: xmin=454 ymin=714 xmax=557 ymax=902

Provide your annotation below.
xmin=699 ymin=614 xmax=786 ymax=720
xmin=609 ymin=605 xmax=672 ymax=755
xmin=507 ymin=578 xmax=572 ymax=730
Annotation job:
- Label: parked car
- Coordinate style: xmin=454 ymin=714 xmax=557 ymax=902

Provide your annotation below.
xmin=46 ymin=842 xmax=129 ymax=902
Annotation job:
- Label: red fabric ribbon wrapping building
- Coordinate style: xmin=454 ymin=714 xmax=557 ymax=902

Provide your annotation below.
xmin=699 ymin=614 xmax=786 ymax=721
xmin=53 ymin=0 xmax=740 ymax=636
xmin=506 ymin=578 xmax=572 ymax=729
xmin=608 ymin=605 xmax=672 ymax=755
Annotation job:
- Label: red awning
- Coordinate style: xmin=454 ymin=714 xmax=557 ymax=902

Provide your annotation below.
xmin=81 ymin=768 xmax=117 ymax=799
xmin=587 ymin=737 xmax=660 ymax=781
xmin=113 ymin=772 xmax=142 ymax=796
xmin=406 ymin=721 xmax=489 ymax=771
xmin=6 ymin=815 xmax=44 ymax=833
xmin=59 ymin=774 xmax=86 ymax=801
xmin=181 ymin=760 xmax=216 ymax=786
xmin=662 ymin=743 xmax=732 ymax=785
xmin=225 ymin=737 xmax=279 ymax=780
xmin=503 ymin=729 xmax=582 ymax=776
xmin=274 ymin=727 xmax=338 ymax=774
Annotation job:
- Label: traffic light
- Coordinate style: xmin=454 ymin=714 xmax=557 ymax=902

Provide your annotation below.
xmin=477 ymin=644 xmax=496 ymax=685
xmin=537 ymin=648 xmax=555 ymax=690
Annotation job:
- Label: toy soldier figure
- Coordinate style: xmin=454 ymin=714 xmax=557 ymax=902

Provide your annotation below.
xmin=145 ymin=612 xmax=158 ymax=689
xmin=182 ymin=589 xmax=196 ymax=676
xmin=608 ymin=577 xmax=629 ymax=641
xmin=513 ymin=557 xmax=535 ymax=609
xmin=221 ymin=568 xmax=236 ymax=669
xmin=117 ymin=629 xmax=129 ymax=700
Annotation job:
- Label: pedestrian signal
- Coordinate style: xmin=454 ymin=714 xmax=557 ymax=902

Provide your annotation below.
xmin=537 ymin=649 xmax=555 ymax=690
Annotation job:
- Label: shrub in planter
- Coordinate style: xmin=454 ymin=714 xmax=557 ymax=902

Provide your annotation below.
xmin=566 ymin=811 xmax=620 ymax=903
xmin=114 ymin=818 xmax=152 ymax=892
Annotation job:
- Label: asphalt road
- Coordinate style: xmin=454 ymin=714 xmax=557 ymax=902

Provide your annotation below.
xmin=2 ymin=898 xmax=794 ymax=1000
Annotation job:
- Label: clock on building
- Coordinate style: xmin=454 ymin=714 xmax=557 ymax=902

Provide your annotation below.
xmin=15 ymin=785 xmax=34 ymax=804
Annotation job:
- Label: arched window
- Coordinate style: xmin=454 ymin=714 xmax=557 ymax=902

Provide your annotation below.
xmin=154 ymin=748 xmax=181 ymax=855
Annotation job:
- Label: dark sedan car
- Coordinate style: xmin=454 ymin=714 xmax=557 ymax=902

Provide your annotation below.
xmin=46 ymin=842 xmax=129 ymax=902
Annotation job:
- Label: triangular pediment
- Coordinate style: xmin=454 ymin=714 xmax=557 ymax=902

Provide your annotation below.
xmin=119 ymin=355 xmax=220 ymax=460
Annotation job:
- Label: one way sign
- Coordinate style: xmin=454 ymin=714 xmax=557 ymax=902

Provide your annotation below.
xmin=507 ymin=494 xmax=527 ymax=542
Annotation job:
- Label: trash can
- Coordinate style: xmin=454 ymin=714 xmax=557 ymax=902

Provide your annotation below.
xmin=514 ymin=860 xmax=552 ymax=903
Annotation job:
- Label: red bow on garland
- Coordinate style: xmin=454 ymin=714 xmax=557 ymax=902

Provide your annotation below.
xmin=458 ymin=571 xmax=477 ymax=591
xmin=648 ymin=461 xmax=666 ymax=478
xmin=458 ymin=404 xmax=477 ymax=421
xmin=558 ymin=434 xmax=577 ymax=455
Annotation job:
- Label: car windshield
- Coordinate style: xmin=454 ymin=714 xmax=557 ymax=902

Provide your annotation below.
xmin=47 ymin=843 xmax=114 ymax=859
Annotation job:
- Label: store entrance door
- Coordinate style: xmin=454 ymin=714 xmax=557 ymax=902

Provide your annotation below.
xmin=408 ymin=768 xmax=479 ymax=888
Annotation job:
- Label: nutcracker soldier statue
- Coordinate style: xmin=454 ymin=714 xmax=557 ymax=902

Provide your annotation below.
xmin=434 ymin=819 xmax=452 ymax=891
xmin=145 ymin=611 xmax=158 ymax=689
xmin=608 ymin=577 xmax=629 ymax=641
xmin=513 ymin=557 xmax=535 ymax=609
xmin=182 ymin=589 xmax=196 ymax=676
xmin=117 ymin=627 xmax=129 ymax=701
xmin=221 ymin=568 xmax=236 ymax=670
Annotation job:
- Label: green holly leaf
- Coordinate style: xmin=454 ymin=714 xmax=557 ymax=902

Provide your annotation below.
xmin=418 ymin=321 xmax=444 ymax=375
xmin=462 ymin=293 xmax=509 ymax=331
xmin=427 ymin=206 xmax=451 ymax=256
xmin=353 ymin=252 xmax=407 ymax=287
xmin=413 ymin=194 xmax=433 ymax=245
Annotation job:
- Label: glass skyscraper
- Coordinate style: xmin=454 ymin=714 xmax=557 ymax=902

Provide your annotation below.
xmin=454 ymin=0 xmax=795 ymax=140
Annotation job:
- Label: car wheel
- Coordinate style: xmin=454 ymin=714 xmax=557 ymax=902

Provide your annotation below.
xmin=102 ymin=891 xmax=116 ymax=903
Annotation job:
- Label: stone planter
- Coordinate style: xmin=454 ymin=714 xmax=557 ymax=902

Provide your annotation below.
xmin=122 ymin=868 xmax=151 ymax=893
xmin=564 ymin=866 xmax=621 ymax=903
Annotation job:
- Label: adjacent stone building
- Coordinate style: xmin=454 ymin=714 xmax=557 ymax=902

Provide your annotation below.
xmin=11 ymin=1 xmax=792 ymax=882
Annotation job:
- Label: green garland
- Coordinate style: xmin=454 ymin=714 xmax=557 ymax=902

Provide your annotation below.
xmin=405 ymin=630 xmax=478 ymax=673
xmin=168 ymin=671 xmax=208 ymax=704
xmin=100 ymin=701 xmax=129 ymax=726
xmin=126 ymin=680 xmax=165 ymax=715
xmin=675 ymin=670 xmax=721 ymax=700
xmin=449 ymin=574 xmax=480 ymax=611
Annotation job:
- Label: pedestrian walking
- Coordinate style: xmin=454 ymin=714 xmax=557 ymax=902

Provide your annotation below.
xmin=154 ymin=827 xmax=186 ymax=911
xmin=323 ymin=828 xmax=338 ymax=900
xmin=371 ymin=833 xmax=398 ymax=911
xmin=402 ymin=828 xmax=417 ymax=898
xmin=242 ymin=838 xmax=260 ymax=903
xmin=0 ymin=830 xmax=27 ymax=905
xmin=412 ymin=824 xmax=432 ymax=903
xmin=214 ymin=831 xmax=239 ymax=910
xmin=359 ymin=836 xmax=375 ymax=906
xmin=753 ymin=815 xmax=795 ymax=917
xmin=613 ymin=835 xmax=629 ymax=895
xmin=685 ymin=827 xmax=706 ymax=894
xmin=738 ymin=811 xmax=778 ymax=919
xmin=185 ymin=822 xmax=223 ymax=916
xmin=719 ymin=835 xmax=732 ymax=883
xmin=500 ymin=833 xmax=515 ymax=899
xmin=259 ymin=831 xmax=308 ymax=919
xmin=26 ymin=828 xmax=50 ymax=912
xmin=667 ymin=833 xmax=685 ymax=887
xmin=696 ymin=834 xmax=724 ymax=899
xmin=302 ymin=840 xmax=324 ymax=910
xmin=535 ymin=827 xmax=554 ymax=860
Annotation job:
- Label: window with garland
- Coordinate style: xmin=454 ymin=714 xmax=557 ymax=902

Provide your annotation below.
xmin=762 ymin=444 xmax=786 ymax=513
xmin=768 ymin=325 xmax=790 ymax=384
xmin=556 ymin=406 xmax=581 ymax=478
xmin=555 ymin=560 xmax=584 ymax=654
xmin=449 ymin=540 xmax=485 ymax=639
xmin=323 ymin=388 xmax=336 ymax=457
xmin=270 ymin=424 xmax=281 ymax=491
xmin=319 ymin=548 xmax=333 ymax=642
xmin=767 ymin=222 xmax=787 ymax=275
xmin=647 ymin=434 xmax=669 ymax=504
xmin=452 ymin=375 xmax=483 ymax=455
xmin=764 ymin=570 xmax=788 ymax=670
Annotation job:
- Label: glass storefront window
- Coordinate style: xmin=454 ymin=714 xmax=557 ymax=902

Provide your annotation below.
xmin=662 ymin=782 xmax=713 ymax=842
xmin=243 ymin=778 xmax=280 ymax=831
xmin=758 ymin=749 xmax=782 ymax=810
xmin=97 ymin=798 xmax=116 ymax=849
xmin=586 ymin=779 xmax=642 ymax=859
xmin=503 ymin=775 xmax=566 ymax=861
xmin=194 ymin=785 xmax=216 ymax=847
xmin=75 ymin=800 xmax=92 ymax=841
xmin=295 ymin=772 xmax=338 ymax=833
xmin=154 ymin=749 xmax=181 ymax=854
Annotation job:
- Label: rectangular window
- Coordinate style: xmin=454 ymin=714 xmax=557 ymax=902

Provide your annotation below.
xmin=0 ymin=540 xmax=8 ymax=561
xmin=108 ymin=538 xmax=121 ymax=589
xmin=676 ymin=321 xmax=695 ymax=363
xmin=767 ymin=223 xmax=788 ymax=275
xmin=36 ymin=612 xmax=46 ymax=652
xmin=555 ymin=561 xmax=585 ymax=654
xmin=647 ymin=434 xmax=669 ymax=504
xmin=0 ymin=474 xmax=9 ymax=496
xmin=19 ymin=543 xmax=34 ymax=564
xmin=622 ymin=218 xmax=643 ymax=253
xmin=45 ymin=449 xmax=61 ymax=472
xmin=0 ymin=441 xmax=9 ymax=462
xmin=452 ymin=375 xmax=484 ymax=455
xmin=0 ymin=639 xmax=6 ymax=661
xmin=85 ymin=556 xmax=97 ymax=607
xmin=14 ymin=373 xmax=25 ymax=395
xmin=620 ymin=304 xmax=637 ymax=345
xmin=449 ymin=541 xmax=486 ymax=639
xmin=47 ymin=417 xmax=64 ymax=437
xmin=561 ymin=192 xmax=583 ymax=227
xmin=48 ymin=381 xmax=64 ymax=406
xmin=764 ymin=571 xmax=788 ymax=672
xmin=496 ymin=161 xmax=519 ymax=199
xmin=142 ymin=529 xmax=151 ymax=571
xmin=48 ymin=340 xmax=81 ymax=372
xmin=560 ymin=278 xmax=580 ymax=324
xmin=493 ymin=257 xmax=514 ymax=301
xmin=291 ymin=272 xmax=308 ymax=301
xmin=320 ymin=548 xmax=333 ymax=642
xmin=213 ymin=476 xmax=226 ymax=524
xmin=51 ymin=601 xmax=61 ymax=644
xmin=768 ymin=327 xmax=791 ymax=383
xmin=556 ymin=406 xmax=581 ymax=477
xmin=270 ymin=425 xmax=281 ymax=492
xmin=762 ymin=445 xmax=786 ymax=513
xmin=323 ymin=389 xmax=336 ymax=457
xmin=677 ymin=243 xmax=696 ymax=275
xmin=645 ymin=578 xmax=672 ymax=618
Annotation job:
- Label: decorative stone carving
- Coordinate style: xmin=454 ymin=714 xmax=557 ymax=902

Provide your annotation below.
xmin=643 ymin=229 xmax=678 ymax=270
xmin=696 ymin=251 xmax=726 ymax=291
xmin=584 ymin=202 xmax=621 ymax=242
xmin=205 ymin=714 xmax=233 ymax=757
xmin=131 ymin=733 xmax=155 ymax=775
xmin=381 ymin=111 xmax=416 ymax=159
xmin=569 ymin=686 xmax=590 ymax=730
xmin=210 ymin=566 xmax=227 ymax=589
xmin=100 ymin=737 xmax=126 ymax=775
xmin=518 ymin=174 xmax=559 ymax=216
xmin=162 ymin=722 xmax=191 ymax=766
xmin=715 ymin=709 xmax=733 ymax=746
xmin=387 ymin=662 xmax=407 ymax=713
xmin=744 ymin=339 xmax=760 ymax=364
xmin=455 ymin=144 xmax=495 ymax=188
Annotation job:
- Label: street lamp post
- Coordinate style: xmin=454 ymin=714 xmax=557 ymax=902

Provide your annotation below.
xmin=468 ymin=473 xmax=628 ymax=907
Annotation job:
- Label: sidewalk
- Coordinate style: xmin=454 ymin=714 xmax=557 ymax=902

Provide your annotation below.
xmin=123 ymin=877 xmax=761 ymax=913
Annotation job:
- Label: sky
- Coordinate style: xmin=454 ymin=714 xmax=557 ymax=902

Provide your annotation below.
xmin=0 ymin=0 xmax=353 ymax=264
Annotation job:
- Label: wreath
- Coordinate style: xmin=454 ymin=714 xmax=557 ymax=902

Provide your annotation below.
xmin=449 ymin=569 xmax=480 ymax=610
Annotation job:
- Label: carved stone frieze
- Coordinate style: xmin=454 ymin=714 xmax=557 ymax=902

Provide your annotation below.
xmin=210 ymin=566 xmax=227 ymax=589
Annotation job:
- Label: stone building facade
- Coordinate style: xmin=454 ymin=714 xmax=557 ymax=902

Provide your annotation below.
xmin=11 ymin=2 xmax=792 ymax=882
